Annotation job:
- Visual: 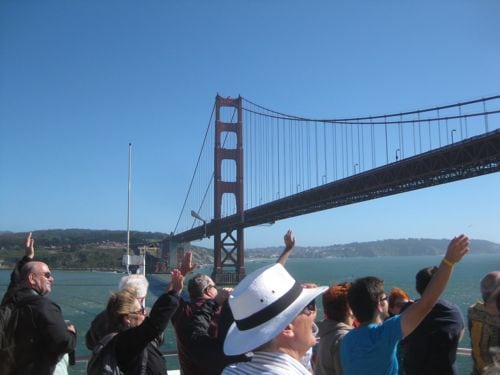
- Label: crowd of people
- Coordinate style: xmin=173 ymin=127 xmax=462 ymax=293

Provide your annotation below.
xmin=1 ymin=231 xmax=499 ymax=375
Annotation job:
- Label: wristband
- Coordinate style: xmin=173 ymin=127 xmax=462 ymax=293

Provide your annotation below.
xmin=442 ymin=258 xmax=455 ymax=268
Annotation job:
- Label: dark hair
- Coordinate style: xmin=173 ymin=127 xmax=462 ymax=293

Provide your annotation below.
xmin=347 ymin=276 xmax=384 ymax=324
xmin=496 ymin=292 xmax=500 ymax=313
xmin=415 ymin=266 xmax=438 ymax=295
xmin=322 ymin=282 xmax=351 ymax=322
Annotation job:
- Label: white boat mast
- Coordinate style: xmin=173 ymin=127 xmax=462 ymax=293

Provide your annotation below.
xmin=126 ymin=142 xmax=132 ymax=274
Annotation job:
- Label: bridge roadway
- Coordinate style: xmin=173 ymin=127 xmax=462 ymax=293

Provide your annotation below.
xmin=172 ymin=129 xmax=500 ymax=244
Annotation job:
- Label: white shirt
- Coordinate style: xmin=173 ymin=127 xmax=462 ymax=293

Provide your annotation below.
xmin=222 ymin=351 xmax=311 ymax=375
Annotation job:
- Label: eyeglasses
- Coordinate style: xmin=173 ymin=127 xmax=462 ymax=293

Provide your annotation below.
xmin=302 ymin=299 xmax=316 ymax=315
xmin=204 ymin=284 xmax=216 ymax=293
xmin=39 ymin=272 xmax=52 ymax=279
xmin=131 ymin=307 xmax=146 ymax=316
xmin=379 ymin=295 xmax=388 ymax=303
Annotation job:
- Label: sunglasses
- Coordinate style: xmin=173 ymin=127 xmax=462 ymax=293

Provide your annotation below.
xmin=302 ymin=299 xmax=316 ymax=314
xmin=39 ymin=272 xmax=52 ymax=279
xmin=204 ymin=284 xmax=216 ymax=293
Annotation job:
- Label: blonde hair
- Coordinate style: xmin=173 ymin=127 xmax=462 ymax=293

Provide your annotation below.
xmin=106 ymin=286 xmax=138 ymax=331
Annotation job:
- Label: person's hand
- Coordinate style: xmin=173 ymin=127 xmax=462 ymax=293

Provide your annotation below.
xmin=215 ymin=287 xmax=232 ymax=305
xmin=180 ymin=251 xmax=197 ymax=276
xmin=284 ymin=230 xmax=295 ymax=251
xmin=25 ymin=232 xmax=35 ymax=259
xmin=67 ymin=323 xmax=76 ymax=334
xmin=170 ymin=268 xmax=184 ymax=293
xmin=444 ymin=234 xmax=470 ymax=265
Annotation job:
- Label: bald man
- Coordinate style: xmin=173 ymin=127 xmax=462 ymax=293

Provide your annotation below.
xmin=1 ymin=234 xmax=76 ymax=375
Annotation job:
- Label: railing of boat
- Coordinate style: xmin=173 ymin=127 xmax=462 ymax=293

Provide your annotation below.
xmin=75 ymin=347 xmax=473 ymax=364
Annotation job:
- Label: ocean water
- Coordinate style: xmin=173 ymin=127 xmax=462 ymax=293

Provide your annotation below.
xmin=1 ymin=253 xmax=498 ymax=374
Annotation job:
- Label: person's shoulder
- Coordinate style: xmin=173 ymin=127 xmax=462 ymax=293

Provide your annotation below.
xmin=15 ymin=288 xmax=42 ymax=305
xmin=435 ymin=299 xmax=463 ymax=316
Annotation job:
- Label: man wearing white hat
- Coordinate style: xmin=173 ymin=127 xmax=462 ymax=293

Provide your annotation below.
xmin=222 ymin=262 xmax=328 ymax=374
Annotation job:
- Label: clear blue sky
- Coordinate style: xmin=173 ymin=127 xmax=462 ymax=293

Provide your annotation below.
xmin=1 ymin=0 xmax=499 ymax=248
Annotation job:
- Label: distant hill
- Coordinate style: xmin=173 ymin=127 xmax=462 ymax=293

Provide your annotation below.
xmin=0 ymin=229 xmax=170 ymax=271
xmin=0 ymin=230 xmax=498 ymax=270
xmin=246 ymin=238 xmax=500 ymax=259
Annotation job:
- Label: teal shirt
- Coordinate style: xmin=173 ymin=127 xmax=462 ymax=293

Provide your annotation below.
xmin=340 ymin=315 xmax=402 ymax=375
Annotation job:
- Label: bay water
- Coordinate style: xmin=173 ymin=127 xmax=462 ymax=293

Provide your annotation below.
xmin=1 ymin=253 xmax=498 ymax=374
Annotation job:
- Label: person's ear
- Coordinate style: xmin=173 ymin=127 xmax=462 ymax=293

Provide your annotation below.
xmin=122 ymin=315 xmax=132 ymax=327
xmin=282 ymin=323 xmax=294 ymax=338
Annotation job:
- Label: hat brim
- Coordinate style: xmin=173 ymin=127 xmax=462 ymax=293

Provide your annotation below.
xmin=224 ymin=285 xmax=328 ymax=356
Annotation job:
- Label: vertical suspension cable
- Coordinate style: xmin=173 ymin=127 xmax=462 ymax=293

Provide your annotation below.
xmin=357 ymin=123 xmax=361 ymax=172
xmin=349 ymin=124 xmax=356 ymax=174
xmin=412 ymin=120 xmax=416 ymax=155
xmin=307 ymin=120 xmax=311 ymax=188
xmin=341 ymin=125 xmax=345 ymax=178
xmin=283 ymin=118 xmax=286 ymax=197
xmin=418 ymin=112 xmax=422 ymax=153
xmin=323 ymin=121 xmax=327 ymax=183
xmin=271 ymin=117 xmax=275 ymax=200
xmin=459 ymin=105 xmax=463 ymax=139
xmin=384 ymin=117 xmax=389 ymax=165
xmin=289 ymin=118 xmax=293 ymax=195
xmin=428 ymin=120 xmax=432 ymax=151
xmin=371 ymin=120 xmax=375 ymax=169
xmin=277 ymin=117 xmax=280 ymax=198
xmin=344 ymin=124 xmax=350 ymax=177
xmin=360 ymin=123 xmax=365 ymax=171
xmin=483 ymin=100 xmax=489 ymax=132
xmin=332 ymin=123 xmax=336 ymax=181
xmin=437 ymin=109 xmax=442 ymax=147
xmin=399 ymin=114 xmax=404 ymax=159
xmin=315 ymin=121 xmax=319 ymax=186
xmin=445 ymin=119 xmax=449 ymax=144
xmin=296 ymin=119 xmax=299 ymax=192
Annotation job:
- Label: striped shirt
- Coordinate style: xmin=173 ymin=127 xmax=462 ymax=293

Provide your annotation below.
xmin=222 ymin=352 xmax=311 ymax=375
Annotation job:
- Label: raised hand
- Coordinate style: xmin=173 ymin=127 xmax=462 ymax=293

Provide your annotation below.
xmin=170 ymin=268 xmax=184 ymax=293
xmin=277 ymin=230 xmax=296 ymax=266
xmin=180 ymin=251 xmax=197 ymax=276
xmin=215 ymin=287 xmax=232 ymax=305
xmin=444 ymin=234 xmax=470 ymax=265
xmin=25 ymin=232 xmax=35 ymax=259
xmin=284 ymin=230 xmax=295 ymax=251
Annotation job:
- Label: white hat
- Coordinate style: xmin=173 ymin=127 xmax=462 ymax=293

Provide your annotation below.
xmin=223 ymin=263 xmax=328 ymax=356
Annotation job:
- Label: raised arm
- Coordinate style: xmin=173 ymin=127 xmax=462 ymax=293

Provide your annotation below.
xmin=180 ymin=251 xmax=197 ymax=276
xmin=277 ymin=229 xmax=295 ymax=266
xmin=400 ymin=234 xmax=469 ymax=338
xmin=170 ymin=268 xmax=184 ymax=294
xmin=25 ymin=232 xmax=35 ymax=259
xmin=1 ymin=232 xmax=36 ymax=305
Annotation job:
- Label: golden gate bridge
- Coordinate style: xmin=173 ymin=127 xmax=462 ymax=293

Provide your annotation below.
xmin=161 ymin=94 xmax=500 ymax=284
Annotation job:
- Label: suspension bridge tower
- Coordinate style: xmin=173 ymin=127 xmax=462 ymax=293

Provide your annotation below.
xmin=212 ymin=95 xmax=246 ymax=285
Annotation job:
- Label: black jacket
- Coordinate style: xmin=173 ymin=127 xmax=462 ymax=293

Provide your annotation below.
xmin=12 ymin=288 xmax=77 ymax=375
xmin=114 ymin=291 xmax=179 ymax=375
xmin=184 ymin=299 xmax=248 ymax=375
